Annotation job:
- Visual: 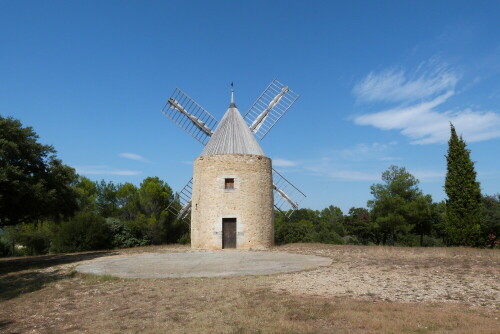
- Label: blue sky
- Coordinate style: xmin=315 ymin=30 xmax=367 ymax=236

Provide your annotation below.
xmin=1 ymin=1 xmax=499 ymax=213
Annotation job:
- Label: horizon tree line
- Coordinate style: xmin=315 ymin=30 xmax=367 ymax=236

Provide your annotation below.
xmin=1 ymin=115 xmax=498 ymax=256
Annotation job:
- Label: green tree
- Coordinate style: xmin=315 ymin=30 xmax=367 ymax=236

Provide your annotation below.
xmin=368 ymin=165 xmax=431 ymax=246
xmin=73 ymin=176 xmax=98 ymax=213
xmin=0 ymin=116 xmax=78 ymax=226
xmin=319 ymin=205 xmax=344 ymax=236
xmin=116 ymin=182 xmax=139 ymax=221
xmin=133 ymin=177 xmax=182 ymax=244
xmin=444 ymin=123 xmax=482 ymax=246
xmin=137 ymin=177 xmax=172 ymax=219
xmin=410 ymin=194 xmax=433 ymax=246
xmin=480 ymin=194 xmax=500 ymax=248
xmin=344 ymin=207 xmax=376 ymax=245
xmin=429 ymin=201 xmax=447 ymax=245
xmin=96 ymin=180 xmax=119 ymax=218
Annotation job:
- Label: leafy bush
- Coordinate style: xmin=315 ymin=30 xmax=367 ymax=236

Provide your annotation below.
xmin=18 ymin=223 xmax=54 ymax=255
xmin=275 ymin=219 xmax=313 ymax=244
xmin=0 ymin=237 xmax=10 ymax=256
xmin=1 ymin=224 xmax=52 ymax=256
xmin=394 ymin=234 xmax=419 ymax=247
xmin=310 ymin=230 xmax=344 ymax=244
xmin=421 ymin=235 xmax=445 ymax=247
xmin=51 ymin=212 xmax=112 ymax=252
xmin=106 ymin=218 xmax=148 ymax=248
xmin=177 ymin=232 xmax=190 ymax=245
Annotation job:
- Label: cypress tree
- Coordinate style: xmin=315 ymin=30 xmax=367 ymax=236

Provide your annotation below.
xmin=444 ymin=123 xmax=482 ymax=246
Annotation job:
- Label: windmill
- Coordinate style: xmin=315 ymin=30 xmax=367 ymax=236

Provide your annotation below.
xmin=162 ymin=80 xmax=306 ymax=249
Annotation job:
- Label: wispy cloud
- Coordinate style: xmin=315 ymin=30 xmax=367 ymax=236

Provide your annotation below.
xmin=307 ymin=164 xmax=445 ymax=183
xmin=322 ymin=170 xmax=379 ymax=181
xmin=76 ymin=165 xmax=142 ymax=176
xmin=353 ymin=61 xmax=500 ymax=144
xmin=333 ymin=142 xmax=398 ymax=161
xmin=119 ymin=153 xmax=150 ymax=162
xmin=355 ymin=91 xmax=500 ymax=144
xmin=353 ymin=61 xmax=459 ymax=103
xmin=306 ymin=163 xmax=379 ymax=181
xmin=272 ymin=158 xmax=298 ymax=167
xmin=298 ymin=142 xmax=401 ymax=181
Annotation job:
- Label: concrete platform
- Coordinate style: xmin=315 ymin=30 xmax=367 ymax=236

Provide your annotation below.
xmin=76 ymin=251 xmax=332 ymax=278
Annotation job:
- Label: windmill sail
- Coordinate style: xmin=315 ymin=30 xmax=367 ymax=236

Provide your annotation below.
xmin=162 ymin=82 xmax=306 ymax=221
xmin=244 ymin=79 xmax=300 ymax=140
xmin=162 ymin=88 xmax=219 ymax=145
xmin=272 ymin=168 xmax=306 ymax=218
xmin=166 ymin=178 xmax=193 ymax=225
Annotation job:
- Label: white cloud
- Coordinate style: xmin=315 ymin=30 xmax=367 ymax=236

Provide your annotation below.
xmin=355 ymin=91 xmax=500 ymax=144
xmin=334 ymin=142 xmax=398 ymax=161
xmin=353 ymin=63 xmax=459 ymax=103
xmin=76 ymin=166 xmax=142 ymax=176
xmin=119 ymin=153 xmax=149 ymax=162
xmin=298 ymin=142 xmax=401 ymax=182
xmin=272 ymin=158 xmax=298 ymax=167
xmin=353 ymin=61 xmax=500 ymax=144
xmin=324 ymin=169 xmax=444 ymax=182
xmin=326 ymin=170 xmax=379 ymax=181
xmin=306 ymin=164 xmax=379 ymax=181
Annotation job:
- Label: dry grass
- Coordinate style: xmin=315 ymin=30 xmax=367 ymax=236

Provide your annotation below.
xmin=0 ymin=244 xmax=498 ymax=334
xmin=272 ymin=244 xmax=500 ymax=308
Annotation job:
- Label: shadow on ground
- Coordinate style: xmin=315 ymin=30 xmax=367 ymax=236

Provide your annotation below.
xmin=0 ymin=251 xmax=116 ymax=275
xmin=0 ymin=320 xmax=14 ymax=329
xmin=0 ymin=251 xmax=115 ymax=301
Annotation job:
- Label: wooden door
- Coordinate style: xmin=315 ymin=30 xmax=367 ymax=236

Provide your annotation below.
xmin=222 ymin=218 xmax=236 ymax=249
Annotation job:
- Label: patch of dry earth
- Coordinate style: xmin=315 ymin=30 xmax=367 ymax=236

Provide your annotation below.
xmin=271 ymin=244 xmax=500 ymax=308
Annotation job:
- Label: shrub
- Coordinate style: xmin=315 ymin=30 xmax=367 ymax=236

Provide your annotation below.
xmin=17 ymin=222 xmax=54 ymax=255
xmin=275 ymin=219 xmax=313 ymax=244
xmin=421 ymin=235 xmax=445 ymax=247
xmin=310 ymin=227 xmax=344 ymax=244
xmin=106 ymin=218 xmax=148 ymax=248
xmin=0 ymin=237 xmax=10 ymax=256
xmin=177 ymin=232 xmax=190 ymax=245
xmin=51 ymin=212 xmax=112 ymax=253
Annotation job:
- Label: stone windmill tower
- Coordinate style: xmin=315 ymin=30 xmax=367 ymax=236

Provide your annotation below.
xmin=162 ymin=80 xmax=305 ymax=250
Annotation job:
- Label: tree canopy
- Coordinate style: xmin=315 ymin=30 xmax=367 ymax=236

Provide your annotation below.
xmin=1 ymin=116 xmax=497 ymax=256
xmin=0 ymin=116 xmax=78 ymax=226
xmin=444 ymin=123 xmax=482 ymax=246
xmin=368 ymin=165 xmax=432 ymax=246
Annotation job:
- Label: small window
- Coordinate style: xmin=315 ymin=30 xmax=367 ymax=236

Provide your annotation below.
xmin=224 ymin=178 xmax=235 ymax=190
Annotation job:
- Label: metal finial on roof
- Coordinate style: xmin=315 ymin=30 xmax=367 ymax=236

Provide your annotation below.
xmin=230 ymin=82 xmax=236 ymax=108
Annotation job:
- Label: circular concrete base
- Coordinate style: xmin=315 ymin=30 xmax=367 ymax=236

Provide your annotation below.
xmin=76 ymin=251 xmax=332 ymax=278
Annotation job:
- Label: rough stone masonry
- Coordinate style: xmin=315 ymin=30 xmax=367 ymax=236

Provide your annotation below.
xmin=191 ymin=154 xmax=274 ymax=250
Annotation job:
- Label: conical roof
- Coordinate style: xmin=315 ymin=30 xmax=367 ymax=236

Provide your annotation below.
xmin=201 ymin=105 xmax=265 ymax=156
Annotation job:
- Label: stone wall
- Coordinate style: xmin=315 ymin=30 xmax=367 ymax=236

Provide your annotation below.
xmin=191 ymin=154 xmax=274 ymax=250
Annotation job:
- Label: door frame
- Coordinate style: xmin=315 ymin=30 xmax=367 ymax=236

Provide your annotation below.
xmin=222 ymin=217 xmax=237 ymax=249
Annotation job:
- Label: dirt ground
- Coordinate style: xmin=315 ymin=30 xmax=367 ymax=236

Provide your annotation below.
xmin=0 ymin=244 xmax=499 ymax=334
xmin=271 ymin=244 xmax=500 ymax=308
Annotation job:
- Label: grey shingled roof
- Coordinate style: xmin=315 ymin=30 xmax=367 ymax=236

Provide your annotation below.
xmin=201 ymin=106 xmax=265 ymax=156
